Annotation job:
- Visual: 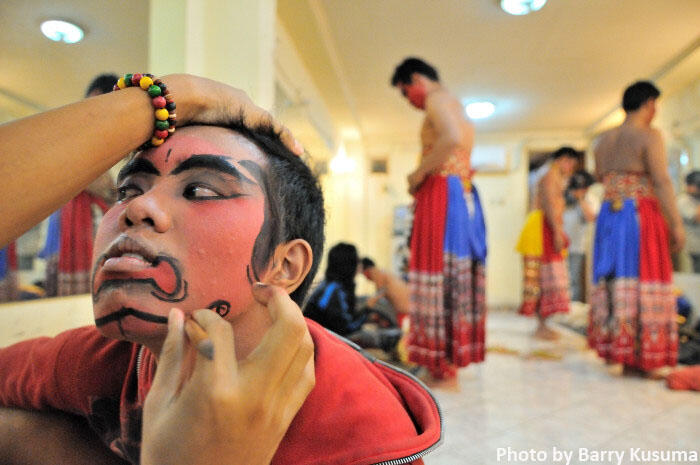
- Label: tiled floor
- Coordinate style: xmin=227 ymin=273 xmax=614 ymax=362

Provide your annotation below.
xmin=423 ymin=311 xmax=700 ymax=465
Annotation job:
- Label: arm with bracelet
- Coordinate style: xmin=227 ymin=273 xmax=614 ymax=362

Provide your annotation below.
xmin=0 ymin=73 xmax=303 ymax=248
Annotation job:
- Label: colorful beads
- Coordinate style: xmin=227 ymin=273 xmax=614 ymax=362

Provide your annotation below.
xmin=154 ymin=129 xmax=169 ymax=139
xmin=139 ymin=76 xmax=154 ymax=90
xmin=147 ymin=85 xmax=161 ymax=97
xmin=155 ymin=108 xmax=169 ymax=121
xmin=152 ymin=96 xmax=166 ymax=108
xmin=112 ymin=73 xmax=176 ymax=150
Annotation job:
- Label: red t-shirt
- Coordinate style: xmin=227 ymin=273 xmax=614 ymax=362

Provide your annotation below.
xmin=0 ymin=320 xmax=440 ymax=464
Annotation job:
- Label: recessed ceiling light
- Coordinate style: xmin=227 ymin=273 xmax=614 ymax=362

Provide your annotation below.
xmin=465 ymin=101 xmax=495 ymax=120
xmin=500 ymin=0 xmax=547 ymax=16
xmin=41 ymin=20 xmax=84 ymax=44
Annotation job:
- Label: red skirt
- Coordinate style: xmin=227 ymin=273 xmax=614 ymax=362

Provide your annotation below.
xmin=50 ymin=192 xmax=108 ymax=296
xmin=407 ymin=175 xmax=487 ymax=379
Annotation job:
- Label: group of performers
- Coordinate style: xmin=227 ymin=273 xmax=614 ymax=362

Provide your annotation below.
xmin=391 ymin=58 xmax=682 ymax=382
xmin=2 ymin=60 xmax=683 ymax=385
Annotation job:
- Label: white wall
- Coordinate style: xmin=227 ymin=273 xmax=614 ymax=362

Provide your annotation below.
xmin=656 ymin=76 xmax=700 ymax=169
xmin=0 ymin=295 xmax=93 ymax=348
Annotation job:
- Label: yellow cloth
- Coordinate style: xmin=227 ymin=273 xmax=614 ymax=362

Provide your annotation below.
xmin=516 ymin=210 xmax=544 ymax=257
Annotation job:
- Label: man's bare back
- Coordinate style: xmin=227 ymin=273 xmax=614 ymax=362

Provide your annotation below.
xmin=594 ymin=124 xmax=653 ymax=176
xmin=594 ymin=121 xmax=684 ymax=251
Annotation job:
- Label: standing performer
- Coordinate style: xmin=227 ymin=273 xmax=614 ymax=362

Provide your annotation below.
xmin=516 ymin=147 xmax=579 ymax=339
xmin=589 ymin=81 xmax=684 ymax=375
xmin=390 ymin=57 xmax=487 ymax=381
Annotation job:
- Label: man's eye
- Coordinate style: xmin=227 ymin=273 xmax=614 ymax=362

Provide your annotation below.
xmin=184 ymin=184 xmax=222 ymax=199
xmin=117 ymin=185 xmax=143 ymax=201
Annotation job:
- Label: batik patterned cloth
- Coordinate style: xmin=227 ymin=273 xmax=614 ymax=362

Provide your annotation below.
xmin=516 ymin=210 xmax=570 ymax=318
xmin=0 ymin=243 xmax=18 ymax=302
xmin=408 ymin=170 xmax=487 ymax=379
xmin=39 ymin=192 xmax=108 ymax=296
xmin=589 ymin=171 xmax=677 ymax=370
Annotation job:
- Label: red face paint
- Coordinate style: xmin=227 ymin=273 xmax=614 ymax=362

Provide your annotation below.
xmin=92 ymin=127 xmax=267 ymax=344
xmin=405 ymin=83 xmax=427 ymax=109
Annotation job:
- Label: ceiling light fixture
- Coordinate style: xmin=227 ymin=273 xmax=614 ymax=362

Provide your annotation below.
xmin=329 ymin=143 xmax=357 ymax=174
xmin=500 ymin=0 xmax=547 ymax=16
xmin=465 ymin=101 xmax=496 ymax=120
xmin=40 ymin=20 xmax=84 ymax=44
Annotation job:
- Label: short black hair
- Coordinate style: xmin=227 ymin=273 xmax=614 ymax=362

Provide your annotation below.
xmin=85 ymin=73 xmax=119 ymax=97
xmin=209 ymin=118 xmax=325 ymax=305
xmin=568 ymin=170 xmax=595 ymax=190
xmin=622 ymin=81 xmax=660 ymax=113
xmin=325 ymin=243 xmax=359 ymax=283
xmin=391 ymin=57 xmax=439 ymax=86
xmin=552 ymin=146 xmax=579 ymax=160
xmin=360 ymin=257 xmax=375 ymax=270
xmin=686 ymin=170 xmax=700 ymax=188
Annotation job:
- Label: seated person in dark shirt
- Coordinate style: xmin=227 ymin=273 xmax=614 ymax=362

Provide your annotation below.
xmin=305 ymin=243 xmax=403 ymax=354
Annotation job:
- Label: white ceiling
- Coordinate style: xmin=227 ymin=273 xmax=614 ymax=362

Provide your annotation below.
xmin=0 ymin=0 xmax=147 ymax=117
xmin=1 ymin=0 xmax=699 ymax=148
xmin=279 ymin=0 xmax=700 ymax=144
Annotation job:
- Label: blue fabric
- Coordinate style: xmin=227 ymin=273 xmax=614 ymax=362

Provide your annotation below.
xmin=0 ymin=247 xmax=7 ymax=280
xmin=38 ymin=210 xmax=61 ymax=259
xmin=443 ymin=176 xmax=487 ymax=261
xmin=318 ymin=281 xmax=343 ymax=310
xmin=593 ymin=199 xmax=640 ymax=281
xmin=304 ymin=280 xmax=365 ymax=335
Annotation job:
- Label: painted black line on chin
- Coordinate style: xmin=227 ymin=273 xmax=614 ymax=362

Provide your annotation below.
xmin=94 ymin=307 xmax=169 ymax=327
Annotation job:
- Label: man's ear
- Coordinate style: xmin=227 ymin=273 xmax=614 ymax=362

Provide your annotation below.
xmin=264 ymin=239 xmax=313 ymax=294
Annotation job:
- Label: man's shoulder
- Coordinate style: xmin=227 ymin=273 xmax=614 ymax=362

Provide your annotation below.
xmin=276 ymin=319 xmax=442 ymax=465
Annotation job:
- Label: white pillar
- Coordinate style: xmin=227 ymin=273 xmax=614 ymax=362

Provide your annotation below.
xmin=149 ymin=0 xmax=276 ymax=109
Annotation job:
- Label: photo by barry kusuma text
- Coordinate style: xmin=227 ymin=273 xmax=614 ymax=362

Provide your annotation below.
xmin=496 ymin=446 xmax=698 ymax=464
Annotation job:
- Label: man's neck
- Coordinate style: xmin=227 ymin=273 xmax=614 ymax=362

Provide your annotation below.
xmin=622 ymin=111 xmax=649 ymax=129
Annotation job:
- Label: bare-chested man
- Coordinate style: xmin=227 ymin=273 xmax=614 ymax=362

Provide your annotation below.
xmin=589 ymin=80 xmax=684 ymax=375
xmin=390 ymin=57 xmax=487 ymax=381
xmin=516 ymin=147 xmax=579 ymax=339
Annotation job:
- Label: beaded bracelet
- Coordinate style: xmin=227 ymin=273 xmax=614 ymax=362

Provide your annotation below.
xmin=112 ymin=73 xmax=177 ymax=149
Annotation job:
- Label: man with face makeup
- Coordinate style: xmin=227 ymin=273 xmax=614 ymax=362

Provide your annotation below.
xmin=390 ymin=57 xmax=487 ymax=383
xmin=0 ymin=74 xmax=441 ymax=464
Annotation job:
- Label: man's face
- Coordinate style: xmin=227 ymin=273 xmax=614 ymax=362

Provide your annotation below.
xmin=398 ymin=79 xmax=427 ymax=110
xmin=561 ymin=157 xmax=577 ymax=177
xmin=91 ymin=126 xmax=268 ymax=345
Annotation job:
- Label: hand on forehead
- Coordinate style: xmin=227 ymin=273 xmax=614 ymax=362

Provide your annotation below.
xmin=141 ymin=125 xmax=268 ymax=175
